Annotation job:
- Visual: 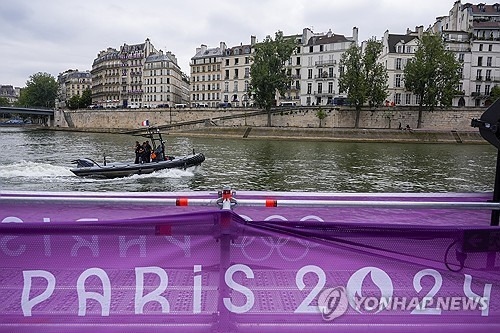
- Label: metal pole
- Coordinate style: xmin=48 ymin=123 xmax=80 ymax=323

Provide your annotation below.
xmin=491 ymin=150 xmax=500 ymax=226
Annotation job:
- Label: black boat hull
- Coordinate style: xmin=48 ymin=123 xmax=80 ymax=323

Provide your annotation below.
xmin=70 ymin=153 xmax=205 ymax=178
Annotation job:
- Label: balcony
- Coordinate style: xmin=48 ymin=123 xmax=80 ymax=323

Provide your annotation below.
xmin=313 ymin=91 xmax=333 ymax=97
xmin=290 ymin=74 xmax=301 ymax=79
xmin=476 ymin=76 xmax=483 ymax=81
xmin=130 ymin=71 xmax=143 ymax=76
xmin=314 ymin=74 xmax=336 ymax=80
xmin=315 ymin=60 xmax=337 ymax=66
xmin=486 ymin=76 xmax=492 ymax=81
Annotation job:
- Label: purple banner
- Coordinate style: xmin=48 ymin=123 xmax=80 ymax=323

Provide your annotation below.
xmin=0 ymin=191 xmax=499 ymax=332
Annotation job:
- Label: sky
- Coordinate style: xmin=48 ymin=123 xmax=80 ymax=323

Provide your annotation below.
xmin=0 ymin=0 xmax=467 ymax=87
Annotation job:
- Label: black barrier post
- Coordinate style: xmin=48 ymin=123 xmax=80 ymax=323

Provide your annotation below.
xmin=492 ymin=151 xmax=500 ymax=226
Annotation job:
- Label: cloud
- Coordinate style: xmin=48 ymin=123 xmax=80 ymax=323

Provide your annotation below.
xmin=0 ymin=0 xmax=455 ymax=87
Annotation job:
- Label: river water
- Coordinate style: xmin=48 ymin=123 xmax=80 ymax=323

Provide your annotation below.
xmin=0 ymin=127 xmax=497 ymax=193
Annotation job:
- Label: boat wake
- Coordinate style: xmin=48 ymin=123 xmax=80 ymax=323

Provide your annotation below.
xmin=0 ymin=161 xmax=74 ymax=178
xmin=0 ymin=161 xmax=199 ymax=182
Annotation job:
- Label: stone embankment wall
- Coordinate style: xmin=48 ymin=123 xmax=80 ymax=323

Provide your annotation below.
xmin=54 ymin=106 xmax=483 ymax=132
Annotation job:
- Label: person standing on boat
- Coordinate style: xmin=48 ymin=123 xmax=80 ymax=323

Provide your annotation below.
xmin=134 ymin=141 xmax=141 ymax=164
xmin=144 ymin=141 xmax=152 ymax=163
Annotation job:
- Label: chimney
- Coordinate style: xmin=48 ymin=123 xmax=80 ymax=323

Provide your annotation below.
xmin=200 ymin=44 xmax=207 ymax=53
xmin=417 ymin=25 xmax=424 ymax=38
xmin=327 ymin=29 xmax=332 ymax=37
xmin=220 ymin=42 xmax=226 ymax=52
xmin=352 ymin=27 xmax=359 ymax=43
xmin=302 ymin=27 xmax=314 ymax=45
xmin=251 ymin=35 xmax=256 ymax=46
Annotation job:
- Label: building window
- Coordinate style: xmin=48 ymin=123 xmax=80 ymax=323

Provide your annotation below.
xmin=225 ymin=59 xmax=229 ymax=66
xmin=477 ymin=69 xmax=482 ymax=80
xmin=329 ymin=67 xmax=334 ymax=77
xmin=479 ymin=44 xmax=483 ymax=51
xmin=397 ymin=45 xmax=401 ymax=53
xmin=320 ymin=45 xmax=324 ymax=52
xmin=395 ymin=74 xmax=401 ymax=88
xmin=307 ymin=83 xmax=312 ymax=94
xmin=405 ymin=93 xmax=411 ymax=105
xmin=318 ymin=82 xmax=322 ymax=94
xmin=476 ymin=84 xmax=481 ymax=93
xmin=486 ymin=69 xmax=492 ymax=81
xmin=396 ymin=58 xmax=402 ymax=70
xmin=487 ymin=57 xmax=492 ymax=67
xmin=328 ymin=82 xmax=333 ymax=94
xmin=489 ymin=44 xmax=493 ymax=51
xmin=486 ymin=85 xmax=491 ymax=95
xmin=395 ymin=93 xmax=401 ymax=105
xmin=308 ymin=69 xmax=312 ymax=79
xmin=478 ymin=56 xmax=483 ymax=66
xmin=309 ymin=46 xmax=313 ymax=53
xmin=296 ymin=57 xmax=300 ymax=65
xmin=234 ymin=58 xmax=239 ymax=65
xmin=245 ymin=57 xmax=249 ymax=64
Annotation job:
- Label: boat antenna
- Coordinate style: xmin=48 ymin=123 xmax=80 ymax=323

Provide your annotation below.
xmin=471 ymin=98 xmax=500 ymax=226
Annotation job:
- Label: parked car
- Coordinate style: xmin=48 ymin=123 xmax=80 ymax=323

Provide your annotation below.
xmin=157 ymin=104 xmax=169 ymax=108
xmin=174 ymin=103 xmax=187 ymax=108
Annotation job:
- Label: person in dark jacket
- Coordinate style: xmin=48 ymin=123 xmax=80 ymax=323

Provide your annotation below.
xmin=144 ymin=141 xmax=152 ymax=163
xmin=134 ymin=141 xmax=141 ymax=164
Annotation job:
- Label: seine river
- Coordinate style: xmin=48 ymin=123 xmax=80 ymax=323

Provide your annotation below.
xmin=0 ymin=126 xmax=497 ymax=193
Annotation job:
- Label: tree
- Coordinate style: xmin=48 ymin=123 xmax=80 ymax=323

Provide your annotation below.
xmin=316 ymin=108 xmax=327 ymax=128
xmin=79 ymin=88 xmax=92 ymax=108
xmin=490 ymin=85 xmax=500 ymax=103
xmin=67 ymin=95 xmax=80 ymax=110
xmin=339 ymin=40 xmax=387 ymax=128
xmin=250 ymin=31 xmax=297 ymax=126
xmin=363 ymin=41 xmax=388 ymax=108
xmin=0 ymin=97 xmax=10 ymax=106
xmin=404 ymin=33 xmax=461 ymax=128
xmin=16 ymin=72 xmax=58 ymax=108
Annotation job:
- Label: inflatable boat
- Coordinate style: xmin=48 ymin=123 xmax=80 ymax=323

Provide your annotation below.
xmin=70 ymin=126 xmax=205 ymax=178
xmin=70 ymin=152 xmax=205 ymax=178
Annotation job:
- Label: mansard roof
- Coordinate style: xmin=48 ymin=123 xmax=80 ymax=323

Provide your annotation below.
xmin=387 ymin=34 xmax=419 ymax=53
xmin=306 ymin=34 xmax=349 ymax=46
xmin=192 ymin=47 xmax=224 ymax=59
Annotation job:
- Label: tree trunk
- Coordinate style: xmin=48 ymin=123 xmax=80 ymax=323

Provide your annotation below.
xmin=417 ymin=99 xmax=424 ymax=128
xmin=354 ymin=106 xmax=361 ymax=128
xmin=267 ymin=108 xmax=272 ymax=127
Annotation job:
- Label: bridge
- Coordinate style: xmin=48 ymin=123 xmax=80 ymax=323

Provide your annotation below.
xmin=0 ymin=106 xmax=54 ymax=116
xmin=0 ymin=106 xmax=54 ymax=125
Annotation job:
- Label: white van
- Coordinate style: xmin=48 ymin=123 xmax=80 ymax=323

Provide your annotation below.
xmin=175 ymin=103 xmax=187 ymax=108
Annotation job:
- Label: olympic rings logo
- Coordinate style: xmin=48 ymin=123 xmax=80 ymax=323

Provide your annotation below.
xmin=232 ymin=214 xmax=324 ymax=262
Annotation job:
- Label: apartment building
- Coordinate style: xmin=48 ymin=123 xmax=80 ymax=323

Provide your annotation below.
xmin=222 ymin=36 xmax=255 ymax=106
xmin=300 ymin=27 xmax=358 ymax=106
xmin=190 ymin=43 xmax=225 ymax=107
xmin=143 ymin=51 xmax=189 ymax=107
xmin=57 ymin=69 xmax=92 ymax=107
xmin=0 ymin=85 xmax=20 ymax=105
xmin=279 ymin=34 xmax=302 ymax=106
xmin=379 ymin=28 xmax=421 ymax=106
xmin=431 ymin=1 xmax=500 ymax=107
xmin=91 ymin=39 xmax=157 ymax=108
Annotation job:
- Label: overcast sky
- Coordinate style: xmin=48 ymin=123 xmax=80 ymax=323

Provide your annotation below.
xmin=1 ymin=0 xmax=467 ymax=87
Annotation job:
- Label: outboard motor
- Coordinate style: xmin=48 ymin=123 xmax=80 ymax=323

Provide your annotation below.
xmin=71 ymin=158 xmax=99 ymax=168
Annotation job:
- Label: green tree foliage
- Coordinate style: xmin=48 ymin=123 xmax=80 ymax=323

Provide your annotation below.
xmin=316 ymin=108 xmax=327 ymax=128
xmin=490 ymin=85 xmax=500 ymax=102
xmin=339 ymin=40 xmax=388 ymax=128
xmin=67 ymin=95 xmax=81 ymax=110
xmin=79 ymin=89 xmax=92 ymax=108
xmin=0 ymin=97 xmax=10 ymax=106
xmin=250 ymin=31 xmax=297 ymax=126
xmin=16 ymin=72 xmax=58 ymax=108
xmin=404 ymin=33 xmax=462 ymax=128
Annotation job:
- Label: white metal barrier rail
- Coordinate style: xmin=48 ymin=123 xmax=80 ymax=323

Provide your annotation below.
xmin=1 ymin=193 xmax=499 ymax=210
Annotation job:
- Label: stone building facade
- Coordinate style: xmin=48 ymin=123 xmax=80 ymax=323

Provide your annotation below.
xmin=300 ymin=27 xmax=358 ymax=106
xmin=0 ymin=85 xmax=20 ymax=105
xmin=57 ymin=69 xmax=92 ymax=107
xmin=190 ymin=43 xmax=225 ymax=107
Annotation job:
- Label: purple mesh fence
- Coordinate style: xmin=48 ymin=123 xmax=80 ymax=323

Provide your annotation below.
xmin=0 ymin=191 xmax=499 ymax=332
